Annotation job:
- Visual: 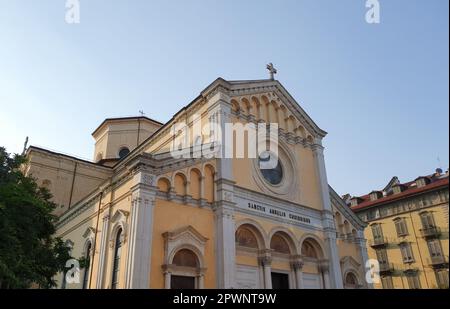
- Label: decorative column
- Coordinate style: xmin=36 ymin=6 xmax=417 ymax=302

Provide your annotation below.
xmin=356 ymin=230 xmax=373 ymax=288
xmin=184 ymin=180 xmax=193 ymax=204
xmin=312 ymin=140 xmax=343 ymax=289
xmin=198 ymin=272 xmax=205 ymax=289
xmin=168 ymin=187 xmax=176 ymax=201
xmin=257 ymin=104 xmax=263 ymax=122
xmin=291 ymin=255 xmax=304 ymax=289
xmin=208 ymin=89 xmax=237 ymax=289
xmin=259 ymin=251 xmax=273 ymax=289
xmin=164 ymin=269 xmax=171 ymax=289
xmin=124 ymin=168 xmax=157 ymax=289
xmin=248 ymin=106 xmax=255 ymax=122
xmin=199 ymin=176 xmax=208 ymax=207
xmin=319 ymin=259 xmax=331 ymax=289
xmin=275 ymin=107 xmax=283 ymax=133
xmin=214 ymin=200 xmax=236 ymax=288
xmin=95 ymin=212 xmax=110 ymax=289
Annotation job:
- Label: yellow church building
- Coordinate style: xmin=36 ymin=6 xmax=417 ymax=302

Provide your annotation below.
xmin=24 ymin=75 xmax=370 ymax=289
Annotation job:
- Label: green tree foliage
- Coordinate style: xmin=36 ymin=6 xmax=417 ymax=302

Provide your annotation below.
xmin=0 ymin=147 xmax=72 ymax=288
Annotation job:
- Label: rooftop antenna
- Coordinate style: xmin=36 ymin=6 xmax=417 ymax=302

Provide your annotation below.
xmin=436 ymin=157 xmax=443 ymax=174
xmin=22 ymin=136 xmax=29 ymax=155
xmin=139 ymin=110 xmax=145 ymax=117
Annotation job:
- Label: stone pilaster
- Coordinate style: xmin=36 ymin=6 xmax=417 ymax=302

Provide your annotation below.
xmin=124 ymin=169 xmax=157 ymax=289
xmin=208 ymin=90 xmax=237 ymax=289
xmin=290 ymin=255 xmax=304 ymax=289
xmin=312 ymin=141 xmax=343 ymax=289
xmin=319 ymin=259 xmax=331 ymax=289
xmin=95 ymin=212 xmax=110 ymax=288
xmin=258 ymin=250 xmax=273 ymax=289
xmin=214 ymin=195 xmax=236 ymax=289
xmin=356 ymin=230 xmax=373 ymax=288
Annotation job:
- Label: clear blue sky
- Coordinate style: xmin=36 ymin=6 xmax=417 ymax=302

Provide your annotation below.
xmin=0 ymin=0 xmax=448 ymax=196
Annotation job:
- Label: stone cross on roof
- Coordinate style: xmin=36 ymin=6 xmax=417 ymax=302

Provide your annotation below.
xmin=266 ymin=63 xmax=277 ymax=80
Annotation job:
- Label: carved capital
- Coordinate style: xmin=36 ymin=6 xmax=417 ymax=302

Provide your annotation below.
xmin=258 ymin=249 xmax=273 ymax=267
xmin=290 ymin=255 xmax=304 ymax=270
xmin=259 ymin=256 xmax=272 ymax=267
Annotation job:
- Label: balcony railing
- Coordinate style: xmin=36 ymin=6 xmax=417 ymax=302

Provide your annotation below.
xmin=427 ymin=255 xmax=449 ymax=268
xmin=379 ymin=262 xmax=394 ymax=274
xmin=369 ymin=237 xmax=388 ymax=248
xmin=420 ymin=226 xmax=441 ymax=238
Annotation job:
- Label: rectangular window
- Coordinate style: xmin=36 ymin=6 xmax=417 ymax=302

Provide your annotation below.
xmin=371 ymin=224 xmax=383 ymax=239
xmin=435 ymin=270 xmax=449 ymax=289
xmin=394 ymin=218 xmax=408 ymax=237
xmin=406 ymin=274 xmax=421 ymax=289
xmin=367 ymin=211 xmax=376 ymax=221
xmin=420 ymin=212 xmax=435 ymax=229
xmin=376 ymin=249 xmax=389 ymax=264
xmin=427 ymin=239 xmax=443 ymax=257
xmin=381 ymin=276 xmax=393 ymax=289
xmin=400 ymin=243 xmax=414 ymax=263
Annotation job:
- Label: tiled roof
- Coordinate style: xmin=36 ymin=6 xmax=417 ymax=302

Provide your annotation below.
xmin=351 ymin=175 xmax=449 ymax=212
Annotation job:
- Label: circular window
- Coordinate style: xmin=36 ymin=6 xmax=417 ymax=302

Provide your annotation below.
xmin=258 ymin=151 xmax=283 ymax=185
xmin=118 ymin=147 xmax=130 ymax=159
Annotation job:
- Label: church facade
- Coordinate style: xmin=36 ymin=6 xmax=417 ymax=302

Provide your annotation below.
xmin=25 ymin=76 xmax=370 ymax=289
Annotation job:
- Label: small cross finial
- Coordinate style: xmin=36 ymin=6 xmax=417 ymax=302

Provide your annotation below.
xmin=266 ymin=63 xmax=277 ymax=80
xmin=139 ymin=110 xmax=145 ymax=116
xmin=22 ymin=136 xmax=29 ymax=155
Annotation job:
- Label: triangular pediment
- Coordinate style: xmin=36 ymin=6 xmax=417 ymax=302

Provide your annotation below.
xmin=340 ymin=256 xmax=361 ymax=269
xmin=203 ymin=78 xmax=327 ymax=138
xmin=162 ymin=225 xmax=208 ymax=244
xmin=111 ymin=77 xmax=328 ymax=171
xmin=82 ymin=227 xmax=96 ymax=239
xmin=111 ymin=209 xmax=129 ymax=224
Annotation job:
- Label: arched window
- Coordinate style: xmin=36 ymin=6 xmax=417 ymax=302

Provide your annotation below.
xmin=204 ymin=165 xmax=215 ymax=203
xmin=235 ymin=227 xmax=258 ymax=249
xmin=258 ymin=151 xmax=283 ymax=185
xmin=174 ymin=173 xmax=187 ymax=196
xmin=170 ymin=249 xmax=200 ymax=289
xmin=270 ymin=233 xmax=291 ymax=254
xmin=118 ymin=147 xmax=130 ymax=159
xmin=82 ymin=242 xmax=91 ymax=289
xmin=172 ymin=249 xmax=199 ymax=268
xmin=189 ymin=169 xmax=201 ymax=200
xmin=345 ymin=272 xmax=358 ymax=288
xmin=157 ymin=178 xmax=171 ymax=193
xmin=301 ymin=240 xmax=318 ymax=259
xmin=111 ymin=228 xmax=123 ymax=289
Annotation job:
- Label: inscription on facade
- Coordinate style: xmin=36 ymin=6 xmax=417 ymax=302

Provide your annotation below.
xmin=247 ymin=202 xmax=311 ymax=224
